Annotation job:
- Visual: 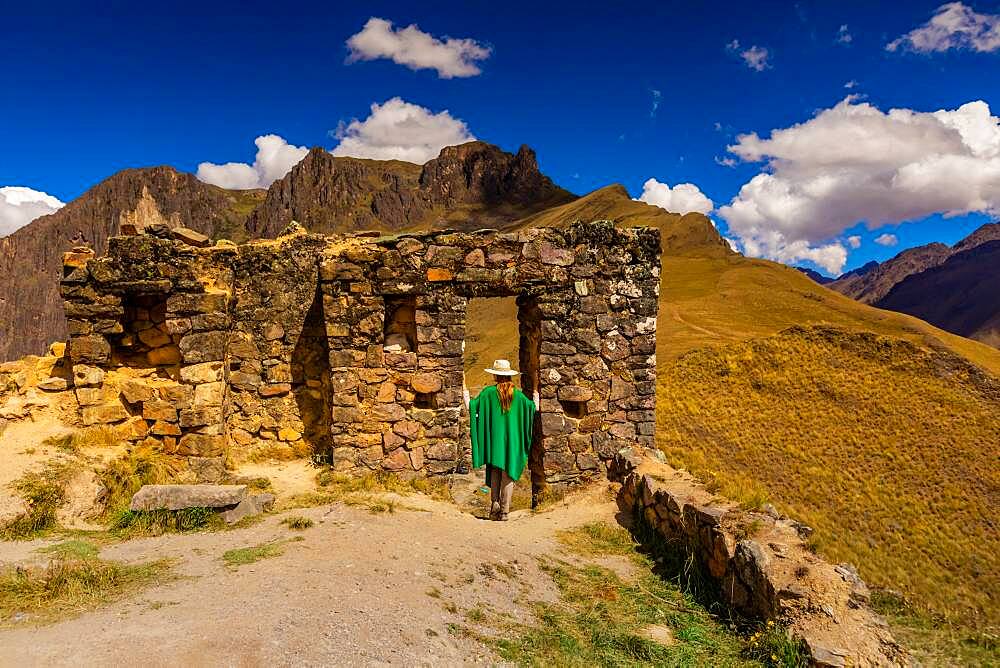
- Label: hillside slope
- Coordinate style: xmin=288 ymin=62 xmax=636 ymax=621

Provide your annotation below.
xmin=463 ymin=185 xmax=1000 ymax=639
xmin=0 ymin=168 xmax=262 ymax=361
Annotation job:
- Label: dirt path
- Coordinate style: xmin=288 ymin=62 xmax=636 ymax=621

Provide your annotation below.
xmin=0 ymin=486 xmax=618 ymax=667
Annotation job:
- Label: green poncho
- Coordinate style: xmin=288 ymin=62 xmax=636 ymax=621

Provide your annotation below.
xmin=469 ymin=385 xmax=536 ymax=482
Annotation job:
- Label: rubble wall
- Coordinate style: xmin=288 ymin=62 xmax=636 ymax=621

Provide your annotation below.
xmin=612 ymin=455 xmax=907 ymax=667
xmin=59 ymin=221 xmax=660 ymax=484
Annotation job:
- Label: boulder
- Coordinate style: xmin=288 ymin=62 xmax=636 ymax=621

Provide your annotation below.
xmin=171 ymin=227 xmax=210 ymax=248
xmin=220 ymin=493 xmax=276 ymax=524
xmin=129 ymin=484 xmax=247 ymax=511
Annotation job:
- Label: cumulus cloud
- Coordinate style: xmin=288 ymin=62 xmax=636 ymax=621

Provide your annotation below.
xmin=346 ymin=17 xmax=491 ymax=78
xmin=717 ymin=96 xmax=1000 ymax=275
xmin=331 ymin=97 xmax=475 ymax=163
xmin=887 ymin=2 xmax=1000 ymax=53
xmin=0 ymin=186 xmax=65 ymax=237
xmin=837 ymin=24 xmax=853 ymax=44
xmin=874 ymin=233 xmax=899 ymax=246
xmin=727 ymin=39 xmax=771 ymax=71
xmin=847 ymin=235 xmax=862 ymax=249
xmin=637 ymin=178 xmax=714 ymax=214
xmin=197 ymin=135 xmax=309 ymax=189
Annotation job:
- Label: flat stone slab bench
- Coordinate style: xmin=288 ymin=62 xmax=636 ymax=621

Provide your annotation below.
xmin=130 ymin=484 xmax=248 ymax=511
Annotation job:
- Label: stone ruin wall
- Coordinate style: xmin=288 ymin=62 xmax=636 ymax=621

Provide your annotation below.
xmin=59 ymin=221 xmax=660 ymax=486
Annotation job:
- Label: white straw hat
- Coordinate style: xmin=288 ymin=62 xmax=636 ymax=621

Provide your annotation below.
xmin=485 ymin=359 xmax=519 ymax=376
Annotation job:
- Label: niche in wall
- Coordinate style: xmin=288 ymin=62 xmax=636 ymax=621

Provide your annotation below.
xmin=383 ymin=296 xmax=416 ymax=353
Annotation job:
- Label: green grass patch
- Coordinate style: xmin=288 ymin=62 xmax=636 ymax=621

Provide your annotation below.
xmin=0 ymin=558 xmax=171 ymax=627
xmin=109 ymin=507 xmax=223 ymax=538
xmin=37 ymin=540 xmax=100 ymax=561
xmin=557 ymin=522 xmax=637 ymax=558
xmin=222 ymin=542 xmax=285 ymax=568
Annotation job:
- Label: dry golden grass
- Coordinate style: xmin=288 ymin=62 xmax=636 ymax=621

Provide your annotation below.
xmin=658 ymin=325 xmax=999 ymax=630
xmin=469 ymin=191 xmax=1000 ymax=657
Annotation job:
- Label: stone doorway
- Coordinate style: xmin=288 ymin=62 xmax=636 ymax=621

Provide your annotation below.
xmin=291 ymin=286 xmax=334 ymax=464
xmin=462 ymin=294 xmax=545 ymax=506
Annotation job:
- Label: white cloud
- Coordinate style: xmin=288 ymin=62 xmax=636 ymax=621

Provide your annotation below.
xmin=837 ymin=24 xmax=853 ymax=44
xmin=197 ymin=135 xmax=309 ymax=189
xmin=844 ymin=79 xmax=859 ymax=89
xmin=0 ymin=186 xmax=65 ymax=237
xmin=331 ymin=97 xmax=475 ymax=164
xmin=650 ymin=88 xmax=662 ymax=118
xmin=887 ymin=2 xmax=1000 ymax=53
xmin=724 ymin=237 xmax=741 ymax=252
xmin=717 ymin=96 xmax=1000 ymax=275
xmin=727 ymin=39 xmax=771 ymax=71
xmin=874 ymin=233 xmax=899 ymax=246
xmin=847 ymin=235 xmax=862 ymax=249
xmin=715 ymin=156 xmax=738 ymax=168
xmin=346 ymin=17 xmax=491 ymax=78
xmin=637 ymin=178 xmax=714 ymax=214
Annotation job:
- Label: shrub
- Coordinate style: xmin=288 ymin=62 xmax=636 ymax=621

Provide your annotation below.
xmin=1 ymin=460 xmax=75 ymax=540
xmin=95 ymin=445 xmax=181 ymax=520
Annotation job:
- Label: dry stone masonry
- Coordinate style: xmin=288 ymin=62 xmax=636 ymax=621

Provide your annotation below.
xmin=612 ymin=454 xmax=908 ymax=667
xmin=58 ymin=221 xmax=660 ymax=487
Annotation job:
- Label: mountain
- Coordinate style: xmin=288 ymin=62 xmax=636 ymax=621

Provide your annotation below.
xmin=245 ymin=141 xmax=574 ymax=237
xmin=877 ymin=240 xmax=1000 ymax=348
xmin=828 ymin=223 xmax=1000 ymax=346
xmin=795 ymin=266 xmax=833 ymax=284
xmin=0 ymin=168 xmax=263 ymax=361
xmin=827 ymin=242 xmax=952 ymax=303
xmin=0 ymin=141 xmax=573 ymax=362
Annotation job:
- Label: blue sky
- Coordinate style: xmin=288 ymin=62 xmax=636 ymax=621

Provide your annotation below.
xmin=2 ymin=1 xmax=998 ymax=275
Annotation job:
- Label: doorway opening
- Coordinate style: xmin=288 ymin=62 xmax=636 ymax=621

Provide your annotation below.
xmin=459 ymin=294 xmax=545 ymax=514
xmin=292 ymin=286 xmax=334 ymax=465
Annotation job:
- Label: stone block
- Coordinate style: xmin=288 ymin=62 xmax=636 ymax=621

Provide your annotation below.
xmin=171 ymin=227 xmax=210 ymax=247
xmin=180 ymin=362 xmax=224 ymax=384
xmin=259 ymin=383 xmax=291 ymax=397
xmin=148 ymin=346 xmax=183 ymax=366
xmin=220 ymin=493 xmax=275 ymax=524
xmin=193 ymin=382 xmax=225 ymax=408
xmin=37 ymin=377 xmax=69 ymax=392
xmin=179 ymin=332 xmax=227 ymax=363
xmin=177 ymin=434 xmax=225 ymax=457
xmin=72 ymin=364 xmax=105 ymax=388
xmin=411 ymin=373 xmax=443 ymax=394
xmin=82 ymin=402 xmax=130 ymax=426
xmin=130 ymin=484 xmax=246 ymax=511
xmin=120 ymin=379 xmax=158 ymax=404
xmin=143 ymin=400 xmax=178 ymax=422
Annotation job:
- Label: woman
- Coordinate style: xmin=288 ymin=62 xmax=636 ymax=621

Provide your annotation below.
xmin=467 ymin=359 xmax=536 ymax=521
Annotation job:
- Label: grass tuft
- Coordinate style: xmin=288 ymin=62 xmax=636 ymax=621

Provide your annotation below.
xmin=0 ymin=558 xmax=171 ymax=627
xmin=109 ymin=507 xmax=222 ymax=538
xmin=95 ymin=445 xmax=181 ymax=521
xmin=280 ymin=515 xmax=314 ymax=530
xmin=1 ymin=459 xmax=76 ymax=540
xmin=222 ymin=542 xmax=285 ymax=568
xmin=37 ymin=540 xmax=100 ymax=561
xmin=43 ymin=426 xmax=121 ymax=453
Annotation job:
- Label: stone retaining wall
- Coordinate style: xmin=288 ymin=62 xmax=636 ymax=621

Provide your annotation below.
xmin=612 ymin=453 xmax=907 ymax=667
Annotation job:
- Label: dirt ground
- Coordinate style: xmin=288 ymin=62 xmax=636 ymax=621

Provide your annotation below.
xmin=0 ymin=478 xmax=620 ymax=667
